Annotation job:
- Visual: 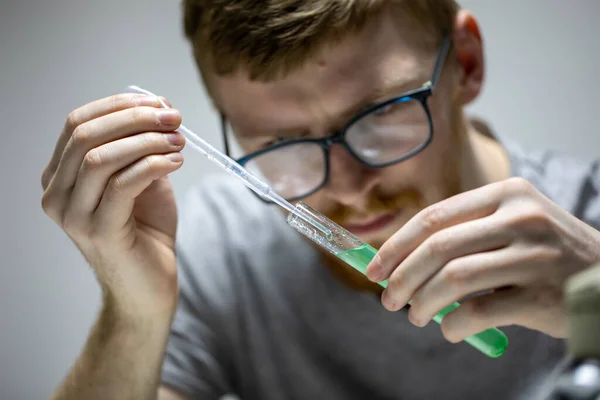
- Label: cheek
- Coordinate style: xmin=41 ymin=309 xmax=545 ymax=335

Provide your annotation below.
xmin=377 ymin=116 xmax=463 ymax=202
xmin=300 ymin=190 xmax=334 ymax=214
xmin=235 ymin=134 xmax=263 ymax=155
xmin=420 ymin=130 xmax=459 ymax=176
xmin=378 ymin=140 xmax=456 ymax=187
xmin=416 ymin=94 xmax=464 ymax=183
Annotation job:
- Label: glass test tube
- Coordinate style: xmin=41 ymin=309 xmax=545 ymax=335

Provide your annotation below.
xmin=287 ymin=201 xmax=508 ymax=358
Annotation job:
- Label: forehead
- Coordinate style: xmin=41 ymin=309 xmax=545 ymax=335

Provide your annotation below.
xmin=209 ymin=12 xmax=433 ymax=136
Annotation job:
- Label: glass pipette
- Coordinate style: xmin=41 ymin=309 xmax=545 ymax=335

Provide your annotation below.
xmin=125 ymin=85 xmax=332 ymax=240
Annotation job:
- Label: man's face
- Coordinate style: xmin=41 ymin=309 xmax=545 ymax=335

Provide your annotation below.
xmin=210 ymin=12 xmax=466 ymax=249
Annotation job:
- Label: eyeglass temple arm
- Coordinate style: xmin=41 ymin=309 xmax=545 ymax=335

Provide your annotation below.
xmin=220 ymin=112 xmax=231 ymax=155
xmin=429 ymin=35 xmax=452 ymax=93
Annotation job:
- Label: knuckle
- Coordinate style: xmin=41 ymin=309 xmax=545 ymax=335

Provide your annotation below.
xmin=532 ymin=246 xmax=564 ymax=267
xmin=129 ymin=107 xmax=159 ymax=128
xmin=83 ymin=149 xmax=105 ymax=172
xmin=129 ymin=106 xmax=143 ymax=122
xmin=112 ymin=93 xmax=138 ymax=109
xmin=108 ymin=173 xmax=127 ymax=195
xmin=41 ymin=192 xmax=59 ymax=221
xmin=505 ymin=204 xmax=554 ymax=235
xmin=87 ymin=218 xmax=106 ymax=243
xmin=525 ymin=208 xmax=552 ymax=230
xmin=65 ymin=110 xmax=80 ymax=133
xmin=138 ymin=132 xmax=157 ymax=149
xmin=71 ymin=125 xmax=90 ymax=147
xmin=442 ymin=260 xmax=471 ymax=287
xmin=426 ymin=232 xmax=452 ymax=258
xmin=420 ymin=203 xmax=446 ymax=233
xmin=144 ymin=155 xmax=165 ymax=175
xmin=142 ymin=155 xmax=155 ymax=171
xmin=504 ymin=177 xmax=534 ymax=195
xmin=521 ymin=247 xmax=546 ymax=266
xmin=503 ymin=212 xmax=524 ymax=230
xmin=387 ymin=237 xmax=404 ymax=258
xmin=40 ymin=191 xmax=53 ymax=212
xmin=62 ymin=212 xmax=87 ymax=237
xmin=61 ymin=217 xmax=76 ymax=235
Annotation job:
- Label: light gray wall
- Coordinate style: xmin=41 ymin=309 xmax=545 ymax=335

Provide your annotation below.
xmin=1 ymin=1 xmax=598 ymax=398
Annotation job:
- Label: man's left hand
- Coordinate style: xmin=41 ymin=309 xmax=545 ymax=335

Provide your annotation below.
xmin=366 ymin=177 xmax=600 ymax=341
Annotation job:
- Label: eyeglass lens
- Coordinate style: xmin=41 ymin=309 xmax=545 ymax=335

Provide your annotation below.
xmin=242 ymin=97 xmax=430 ymax=200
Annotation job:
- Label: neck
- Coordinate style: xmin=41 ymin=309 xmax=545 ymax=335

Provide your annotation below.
xmin=460 ymin=118 xmax=511 ymax=191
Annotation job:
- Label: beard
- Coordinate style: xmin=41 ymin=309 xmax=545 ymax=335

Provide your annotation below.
xmin=324 ymin=151 xmax=464 ymax=249
xmin=313 ymin=103 xmax=468 ymax=291
xmin=327 ymin=186 xmax=424 ymax=226
xmin=322 ymin=102 xmax=466 ymax=230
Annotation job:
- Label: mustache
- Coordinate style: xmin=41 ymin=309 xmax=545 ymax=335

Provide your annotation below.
xmin=326 ymin=188 xmax=423 ymax=225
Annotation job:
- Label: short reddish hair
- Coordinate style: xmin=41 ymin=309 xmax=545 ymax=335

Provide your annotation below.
xmin=182 ymin=0 xmax=459 ymax=81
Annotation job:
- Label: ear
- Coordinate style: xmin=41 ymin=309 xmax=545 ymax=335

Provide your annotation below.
xmin=453 ymin=10 xmax=484 ymax=105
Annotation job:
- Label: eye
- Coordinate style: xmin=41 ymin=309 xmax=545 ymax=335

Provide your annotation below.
xmin=373 ymin=103 xmax=394 ymax=116
xmin=262 ymin=130 xmax=312 ymax=148
xmin=262 ymin=137 xmax=287 ymax=148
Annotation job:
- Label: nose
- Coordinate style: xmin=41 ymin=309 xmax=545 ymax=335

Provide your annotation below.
xmin=323 ymin=143 xmax=382 ymax=209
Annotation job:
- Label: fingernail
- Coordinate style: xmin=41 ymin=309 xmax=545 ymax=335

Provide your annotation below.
xmin=165 ymin=132 xmax=184 ymax=146
xmin=165 ymin=152 xmax=183 ymax=163
xmin=408 ymin=312 xmax=423 ymax=327
xmin=366 ymin=254 xmax=384 ymax=281
xmin=381 ymin=290 xmax=396 ymax=311
xmin=158 ymin=109 xmax=180 ymax=125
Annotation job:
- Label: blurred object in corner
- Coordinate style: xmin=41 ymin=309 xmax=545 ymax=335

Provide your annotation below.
xmin=542 ymin=263 xmax=600 ymax=400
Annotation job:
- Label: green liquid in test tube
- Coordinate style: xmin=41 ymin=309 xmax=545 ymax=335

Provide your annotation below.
xmin=287 ymin=202 xmax=508 ymax=359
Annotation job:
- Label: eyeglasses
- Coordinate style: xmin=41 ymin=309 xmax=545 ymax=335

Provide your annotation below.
xmin=221 ymin=36 xmax=451 ymax=203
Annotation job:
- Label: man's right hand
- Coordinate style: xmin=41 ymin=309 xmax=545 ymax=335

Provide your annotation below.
xmin=41 ymin=93 xmax=186 ymax=317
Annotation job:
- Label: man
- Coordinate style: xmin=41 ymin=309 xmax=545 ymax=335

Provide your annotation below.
xmin=41 ymin=1 xmax=600 ymax=399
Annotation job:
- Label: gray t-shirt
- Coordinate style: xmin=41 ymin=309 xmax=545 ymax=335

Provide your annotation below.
xmin=161 ymin=139 xmax=600 ymax=400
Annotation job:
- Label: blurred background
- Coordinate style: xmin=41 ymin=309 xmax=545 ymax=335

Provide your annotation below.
xmin=1 ymin=0 xmax=599 ymax=398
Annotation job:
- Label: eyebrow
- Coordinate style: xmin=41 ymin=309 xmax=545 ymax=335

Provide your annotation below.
xmin=232 ymin=76 xmax=425 ymax=140
xmin=335 ymin=76 xmax=425 ymax=123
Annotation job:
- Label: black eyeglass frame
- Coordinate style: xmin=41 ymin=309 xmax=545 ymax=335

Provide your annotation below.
xmin=220 ymin=35 xmax=452 ymax=203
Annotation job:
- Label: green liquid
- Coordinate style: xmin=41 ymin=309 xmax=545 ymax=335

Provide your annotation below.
xmin=336 ymin=244 xmax=508 ymax=358
xmin=336 ymin=243 xmax=379 ymax=277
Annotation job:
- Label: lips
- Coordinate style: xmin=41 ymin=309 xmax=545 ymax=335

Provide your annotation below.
xmin=344 ymin=212 xmax=398 ymax=235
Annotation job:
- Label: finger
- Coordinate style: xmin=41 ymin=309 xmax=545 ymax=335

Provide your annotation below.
xmin=48 ymin=105 xmax=181 ymax=206
xmin=440 ymin=286 xmax=564 ymax=343
xmin=408 ymin=245 xmax=552 ymax=326
xmin=43 ymin=94 xmax=163 ymax=189
xmin=367 ymin=183 xmax=505 ymax=282
xmin=378 ymin=214 xmax=511 ymax=311
xmin=43 ymin=106 xmax=181 ymax=223
xmin=93 ymin=153 xmax=184 ymax=235
xmin=440 ymin=287 xmax=523 ymax=342
xmin=66 ymin=131 xmax=186 ymax=221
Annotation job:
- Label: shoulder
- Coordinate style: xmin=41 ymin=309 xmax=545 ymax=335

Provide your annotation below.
xmin=501 ymin=136 xmax=600 ymax=227
xmin=174 ymin=173 xmax=318 ymax=308
xmin=176 ymin=173 xmax=312 ymax=256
